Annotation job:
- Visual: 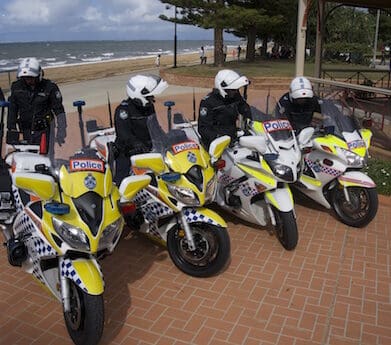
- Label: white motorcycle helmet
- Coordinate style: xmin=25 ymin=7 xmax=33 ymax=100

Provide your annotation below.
xmin=126 ymin=74 xmax=168 ymax=106
xmin=289 ymin=76 xmax=314 ymax=104
xmin=17 ymin=57 xmax=42 ymax=80
xmin=215 ymin=69 xmax=249 ymax=98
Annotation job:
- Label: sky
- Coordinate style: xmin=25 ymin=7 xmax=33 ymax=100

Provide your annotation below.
xmin=0 ymin=0 xmax=236 ymax=42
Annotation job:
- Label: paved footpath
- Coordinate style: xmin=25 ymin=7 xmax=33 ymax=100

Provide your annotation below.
xmin=0 ymin=73 xmax=390 ymax=345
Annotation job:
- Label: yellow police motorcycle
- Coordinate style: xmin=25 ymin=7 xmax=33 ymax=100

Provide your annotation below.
xmin=121 ymin=107 xmax=231 ymax=277
xmin=293 ymin=99 xmax=378 ymax=227
xmin=0 ymin=101 xmax=150 ymax=345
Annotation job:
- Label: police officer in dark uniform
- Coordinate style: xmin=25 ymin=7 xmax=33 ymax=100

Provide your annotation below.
xmin=198 ymin=69 xmax=251 ymax=149
xmin=275 ymin=76 xmax=321 ymax=133
xmin=7 ymin=57 xmax=66 ymax=145
xmin=113 ymin=74 xmax=168 ymax=184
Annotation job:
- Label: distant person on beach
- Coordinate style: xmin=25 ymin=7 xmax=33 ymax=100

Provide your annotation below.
xmin=223 ymin=45 xmax=227 ymax=62
xmin=200 ymin=46 xmax=207 ymax=64
xmin=155 ymin=54 xmax=161 ymax=67
xmin=7 ymin=57 xmax=66 ymax=145
xmin=198 ymin=69 xmax=251 ymax=150
xmin=113 ymin=74 xmax=168 ymax=184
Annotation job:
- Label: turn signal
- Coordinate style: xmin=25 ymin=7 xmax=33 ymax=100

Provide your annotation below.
xmin=321 ymin=145 xmax=333 ymax=153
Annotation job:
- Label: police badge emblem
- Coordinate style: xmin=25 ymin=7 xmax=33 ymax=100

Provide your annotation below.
xmin=119 ymin=110 xmax=128 ymax=120
xmin=200 ymin=107 xmax=208 ymax=117
xmin=84 ymin=174 xmax=97 ymax=190
xmin=187 ymin=152 xmax=197 ymax=163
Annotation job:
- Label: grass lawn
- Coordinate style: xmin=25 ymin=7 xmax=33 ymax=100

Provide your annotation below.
xmin=365 ymin=158 xmax=391 ymax=196
xmin=169 ymin=58 xmax=389 ymax=82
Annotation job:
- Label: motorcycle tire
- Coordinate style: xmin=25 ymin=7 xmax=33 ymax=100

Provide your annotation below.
xmin=330 ymin=186 xmax=378 ymax=227
xmin=64 ymin=281 xmax=104 ymax=345
xmin=167 ymin=223 xmax=230 ymax=277
xmin=272 ymin=208 xmax=298 ymax=251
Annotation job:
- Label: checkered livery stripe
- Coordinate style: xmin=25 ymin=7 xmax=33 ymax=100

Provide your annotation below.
xmin=12 ymin=185 xmax=23 ymax=212
xmin=14 ymin=212 xmax=57 ymax=284
xmin=219 ymin=174 xmax=258 ymax=197
xmin=136 ymin=189 xmax=174 ymax=239
xmin=184 ymin=208 xmax=221 ymax=226
xmin=305 ymin=158 xmax=342 ymax=177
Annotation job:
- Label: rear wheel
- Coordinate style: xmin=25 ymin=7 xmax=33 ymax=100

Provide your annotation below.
xmin=330 ymin=186 xmax=378 ymax=227
xmin=272 ymin=208 xmax=298 ymax=250
xmin=64 ymin=281 xmax=104 ymax=345
xmin=167 ymin=224 xmax=230 ymax=277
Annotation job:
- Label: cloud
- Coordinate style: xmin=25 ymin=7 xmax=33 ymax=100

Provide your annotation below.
xmin=0 ymin=0 xmax=216 ymax=41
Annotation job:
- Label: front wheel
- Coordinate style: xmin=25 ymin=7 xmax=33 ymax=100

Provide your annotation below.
xmin=64 ymin=281 xmax=104 ymax=345
xmin=167 ymin=223 xmax=230 ymax=277
xmin=330 ymin=186 xmax=378 ymax=227
xmin=272 ymin=208 xmax=298 ymax=250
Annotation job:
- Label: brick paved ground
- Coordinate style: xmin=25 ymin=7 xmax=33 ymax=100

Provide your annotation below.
xmin=0 ymin=196 xmax=390 ymax=345
xmin=0 ymin=93 xmax=390 ymax=345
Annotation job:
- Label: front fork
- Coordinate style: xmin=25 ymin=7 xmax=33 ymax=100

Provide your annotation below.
xmin=179 ymin=210 xmax=196 ymax=251
xmin=59 ymin=257 xmax=71 ymax=312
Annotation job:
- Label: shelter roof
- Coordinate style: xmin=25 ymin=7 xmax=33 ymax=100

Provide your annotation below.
xmin=326 ymin=0 xmax=391 ymax=9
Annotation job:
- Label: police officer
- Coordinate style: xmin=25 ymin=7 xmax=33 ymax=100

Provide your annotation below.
xmin=198 ymin=69 xmax=251 ymax=149
xmin=7 ymin=57 xmax=66 ymax=144
xmin=113 ymin=74 xmax=168 ymax=184
xmin=275 ymin=76 xmax=321 ymax=133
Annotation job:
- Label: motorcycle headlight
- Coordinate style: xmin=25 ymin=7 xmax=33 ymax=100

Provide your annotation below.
xmin=205 ymin=176 xmax=217 ymax=203
xmin=340 ymin=148 xmax=365 ymax=168
xmin=167 ymin=184 xmax=200 ymax=206
xmin=268 ymin=161 xmax=294 ymax=182
xmin=98 ymin=217 xmax=123 ymax=251
xmin=52 ymin=218 xmax=90 ymax=251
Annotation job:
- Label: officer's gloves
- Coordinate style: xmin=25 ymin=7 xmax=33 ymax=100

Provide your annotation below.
xmin=56 ymin=113 xmax=67 ymax=145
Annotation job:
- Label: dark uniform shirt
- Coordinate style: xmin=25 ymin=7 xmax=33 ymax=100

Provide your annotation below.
xmin=114 ymin=98 xmax=155 ymax=155
xmin=198 ymin=88 xmax=251 ymax=149
xmin=8 ymin=78 xmax=65 ymax=131
xmin=276 ymin=92 xmax=322 ymax=133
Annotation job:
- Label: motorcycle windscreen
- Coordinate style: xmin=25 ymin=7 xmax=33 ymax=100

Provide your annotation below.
xmin=319 ymin=100 xmax=367 ymax=156
xmin=146 ymin=112 xmax=208 ymax=173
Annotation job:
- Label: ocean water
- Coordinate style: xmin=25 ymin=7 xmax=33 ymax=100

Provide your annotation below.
xmin=0 ymin=40 xmax=239 ymax=71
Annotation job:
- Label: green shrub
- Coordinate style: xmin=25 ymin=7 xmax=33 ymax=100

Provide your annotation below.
xmin=364 ymin=158 xmax=391 ymax=196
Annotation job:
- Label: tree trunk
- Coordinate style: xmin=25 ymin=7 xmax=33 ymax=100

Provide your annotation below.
xmin=214 ymin=27 xmax=224 ymax=67
xmin=261 ymin=37 xmax=268 ymax=58
xmin=246 ymin=26 xmax=257 ymax=61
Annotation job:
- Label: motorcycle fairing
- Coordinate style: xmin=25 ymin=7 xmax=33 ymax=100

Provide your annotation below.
xmin=183 ymin=207 xmax=227 ymax=227
xmin=61 ymin=257 xmax=104 ymax=295
xmin=166 ymin=145 xmax=208 ymax=173
xmin=59 ymin=165 xmax=113 ymax=198
xmin=236 ymin=163 xmax=277 ymax=190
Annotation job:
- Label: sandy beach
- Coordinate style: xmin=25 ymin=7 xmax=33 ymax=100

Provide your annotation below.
xmin=0 ymin=50 xmax=216 ymax=91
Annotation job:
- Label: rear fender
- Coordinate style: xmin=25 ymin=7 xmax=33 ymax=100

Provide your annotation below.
xmin=61 ymin=258 xmax=104 ymax=295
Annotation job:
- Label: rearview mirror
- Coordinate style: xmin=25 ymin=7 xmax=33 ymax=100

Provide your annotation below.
xmin=131 ymin=153 xmax=166 ymax=174
xmin=119 ymin=175 xmax=152 ymax=201
xmin=209 ymin=135 xmax=231 ymax=163
xmin=239 ymin=136 xmax=267 ymax=154
xmin=12 ymin=172 xmax=56 ymax=201
xmin=298 ymin=127 xmax=314 ymax=148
